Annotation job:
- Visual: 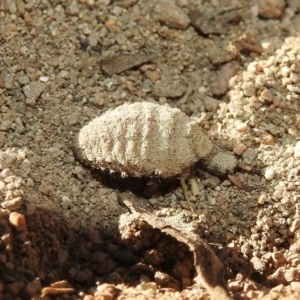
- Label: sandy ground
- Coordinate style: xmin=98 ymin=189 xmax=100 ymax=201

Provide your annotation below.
xmin=1 ymin=0 xmax=300 ymax=299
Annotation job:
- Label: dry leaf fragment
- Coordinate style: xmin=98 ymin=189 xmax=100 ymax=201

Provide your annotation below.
xmin=41 ymin=280 xmax=74 ymax=297
xmin=121 ymin=200 xmax=232 ymax=300
xmin=234 ymin=34 xmax=263 ymax=54
xmin=101 ymin=53 xmax=156 ymax=75
xmin=228 ymin=174 xmax=248 ymax=190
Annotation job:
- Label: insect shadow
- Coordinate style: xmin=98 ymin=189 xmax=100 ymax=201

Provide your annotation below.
xmin=90 ymin=168 xmax=180 ymax=199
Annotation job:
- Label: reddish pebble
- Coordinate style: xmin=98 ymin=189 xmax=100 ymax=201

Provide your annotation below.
xmin=233 ymin=143 xmax=247 ymax=156
xmin=9 ymin=212 xmax=27 ymax=231
xmin=258 ymin=0 xmax=285 ymax=19
xmin=105 ymin=19 xmax=116 ymax=27
xmin=260 ymin=89 xmax=274 ymax=103
xmin=236 ymin=122 xmax=248 ymax=132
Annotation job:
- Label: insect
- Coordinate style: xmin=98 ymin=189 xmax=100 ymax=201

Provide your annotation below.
xmin=74 ymin=102 xmax=237 ymax=181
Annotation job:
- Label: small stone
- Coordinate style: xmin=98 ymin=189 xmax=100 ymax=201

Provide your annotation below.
xmin=236 ymin=122 xmax=248 ymax=132
xmin=258 ymin=0 xmax=286 ymax=19
xmin=0 ymin=180 xmax=6 ymax=192
xmin=212 ymin=61 xmax=238 ymax=95
xmin=257 ymin=194 xmax=267 ymax=204
xmin=233 ymin=143 xmax=247 ymax=156
xmin=294 ymin=141 xmax=300 ymax=158
xmin=172 ymin=261 xmax=190 ymax=278
xmin=262 ymin=134 xmax=275 ymax=145
xmin=68 ymin=2 xmax=79 ymax=15
xmin=228 ymin=280 xmax=243 ymax=292
xmin=0 ymin=133 xmax=6 ymax=148
xmin=23 ymin=81 xmax=44 ymax=107
xmin=271 ymin=251 xmax=286 ymax=268
xmin=149 ymin=71 xmax=160 ymax=84
xmin=250 ymin=256 xmax=266 ymax=272
xmin=291 ymin=281 xmax=300 ymax=290
xmin=26 ymin=203 xmax=36 ymax=216
xmin=1 ymin=197 xmax=23 ymax=210
xmin=0 ymin=120 xmax=11 ymax=131
xmin=39 ymin=76 xmax=49 ymax=82
xmin=153 ymin=0 xmax=190 ymax=30
xmin=140 ymin=281 xmax=157 ymax=291
xmin=9 ymin=212 xmax=27 ymax=231
xmin=0 ymin=152 xmax=16 ymax=170
xmin=39 ymin=181 xmax=53 ymax=196
xmin=18 ymin=74 xmax=30 ymax=84
xmin=284 ymin=267 xmax=298 ymax=282
xmin=4 ymin=73 xmax=14 ymax=89
xmin=283 ymin=147 xmax=294 ymax=158
xmin=153 ymin=81 xmax=186 ymax=98
xmin=154 ymin=271 xmax=170 ymax=286
xmin=260 ymin=89 xmax=274 ymax=103
xmin=264 ymin=167 xmax=275 ymax=180
xmin=25 ymin=278 xmax=42 ymax=297
xmin=287 ymin=84 xmax=300 ymax=94
xmin=242 ymin=81 xmax=256 ymax=97
xmin=289 ymin=219 xmax=300 ymax=233
xmin=203 ymin=96 xmax=219 ymax=112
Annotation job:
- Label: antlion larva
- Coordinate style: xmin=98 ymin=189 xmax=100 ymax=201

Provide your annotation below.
xmin=74 ymin=102 xmax=237 ymax=178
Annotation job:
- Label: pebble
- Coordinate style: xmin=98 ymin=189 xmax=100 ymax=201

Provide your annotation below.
xmin=264 ymin=167 xmax=275 ymax=180
xmin=153 ymin=0 xmax=190 ymax=30
xmin=242 ymin=81 xmax=256 ymax=97
xmin=228 ymin=280 xmax=243 ymax=292
xmin=153 ymin=81 xmax=186 ymax=98
xmin=154 ymin=271 xmax=170 ymax=286
xmin=3 ymin=73 xmax=14 ymax=89
xmin=39 ymin=181 xmax=53 ymax=196
xmin=203 ymin=96 xmax=219 ymax=112
xmin=22 ymin=81 xmax=44 ymax=107
xmin=257 ymin=194 xmax=267 ymax=205
xmin=260 ymin=89 xmax=274 ymax=103
xmin=282 ymin=147 xmax=294 ymax=158
xmin=101 ymin=53 xmax=155 ymax=75
xmin=294 ymin=141 xmax=300 ymax=158
xmin=250 ymin=256 xmax=266 ymax=272
xmin=25 ymin=278 xmax=42 ymax=297
xmin=271 ymin=251 xmax=286 ymax=267
xmin=9 ymin=212 xmax=27 ymax=231
xmin=2 ymin=197 xmax=23 ymax=210
xmin=258 ymin=0 xmax=286 ymax=19
xmin=233 ymin=144 xmax=247 ymax=156
xmin=0 ymin=152 xmax=16 ymax=170
xmin=212 ymin=61 xmax=238 ymax=95
xmin=289 ymin=219 xmax=300 ymax=233
xmin=172 ymin=261 xmax=190 ymax=278
xmin=284 ymin=267 xmax=298 ymax=282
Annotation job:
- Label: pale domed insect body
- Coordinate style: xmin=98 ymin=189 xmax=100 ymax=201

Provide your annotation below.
xmin=74 ymin=102 xmax=237 ymax=180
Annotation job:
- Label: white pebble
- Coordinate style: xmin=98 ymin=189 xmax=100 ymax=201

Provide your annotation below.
xmin=264 ymin=167 xmax=275 ymax=180
xmin=257 ymin=194 xmax=267 ymax=205
xmin=199 ymin=214 xmax=207 ymax=223
xmin=39 ymin=76 xmax=49 ymax=82
xmin=242 ymin=81 xmax=256 ymax=97
xmin=294 ymin=141 xmax=300 ymax=158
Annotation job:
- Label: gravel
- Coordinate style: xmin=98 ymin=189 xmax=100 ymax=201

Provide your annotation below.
xmin=1 ymin=0 xmax=300 ymax=299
